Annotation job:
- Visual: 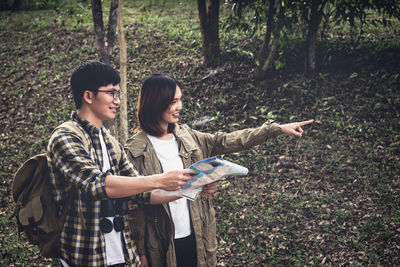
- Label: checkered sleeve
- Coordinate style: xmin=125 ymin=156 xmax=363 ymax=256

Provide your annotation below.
xmin=48 ymin=128 xmax=108 ymax=200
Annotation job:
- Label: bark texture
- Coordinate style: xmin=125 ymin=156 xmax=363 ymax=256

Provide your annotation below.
xmin=117 ymin=0 xmax=128 ymax=144
xmin=198 ymin=0 xmax=220 ymax=66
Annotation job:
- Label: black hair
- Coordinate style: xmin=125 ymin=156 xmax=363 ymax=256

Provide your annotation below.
xmin=70 ymin=61 xmax=120 ymax=109
xmin=137 ymin=74 xmax=181 ymax=136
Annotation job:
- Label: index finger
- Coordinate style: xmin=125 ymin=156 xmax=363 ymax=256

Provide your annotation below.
xmin=299 ymin=119 xmax=314 ymax=126
xmin=183 ymin=168 xmax=198 ymax=176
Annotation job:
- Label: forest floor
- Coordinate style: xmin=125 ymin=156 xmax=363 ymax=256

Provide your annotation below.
xmin=1 ymin=1 xmax=399 ymax=266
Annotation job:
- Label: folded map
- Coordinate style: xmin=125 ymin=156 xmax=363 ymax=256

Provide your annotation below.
xmin=152 ymin=157 xmax=248 ymax=200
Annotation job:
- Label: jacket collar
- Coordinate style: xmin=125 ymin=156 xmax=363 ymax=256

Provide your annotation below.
xmin=173 ymin=124 xmax=198 ymax=153
xmin=127 ymin=130 xmax=152 ymax=158
xmin=128 ymin=124 xmax=198 ymax=157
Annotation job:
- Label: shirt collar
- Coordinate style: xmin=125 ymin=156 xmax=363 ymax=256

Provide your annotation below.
xmin=71 ymin=111 xmax=109 ymax=137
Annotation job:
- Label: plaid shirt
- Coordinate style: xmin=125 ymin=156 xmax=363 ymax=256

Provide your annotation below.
xmin=47 ymin=112 xmax=150 ymax=266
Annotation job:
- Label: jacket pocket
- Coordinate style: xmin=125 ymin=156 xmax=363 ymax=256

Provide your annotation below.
xmin=145 ymin=206 xmax=170 ymax=252
xmin=201 ymin=197 xmax=217 ymax=255
xmin=127 ymin=208 xmax=146 ymax=255
xmin=144 ymin=215 xmax=170 ymax=267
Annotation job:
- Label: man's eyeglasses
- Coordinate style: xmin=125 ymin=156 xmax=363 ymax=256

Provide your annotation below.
xmin=97 ymin=90 xmax=123 ymax=100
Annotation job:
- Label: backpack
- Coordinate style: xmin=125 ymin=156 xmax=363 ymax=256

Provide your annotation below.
xmin=11 ymin=121 xmax=122 ymax=258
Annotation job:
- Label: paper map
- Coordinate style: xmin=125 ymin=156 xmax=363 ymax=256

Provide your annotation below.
xmin=153 ymin=157 xmax=248 ymax=200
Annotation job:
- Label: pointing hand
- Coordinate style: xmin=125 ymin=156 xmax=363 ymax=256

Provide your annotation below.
xmin=279 ymin=119 xmax=314 ymax=137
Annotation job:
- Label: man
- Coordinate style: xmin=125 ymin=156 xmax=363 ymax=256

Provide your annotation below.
xmin=47 ymin=61 xmax=196 ymax=266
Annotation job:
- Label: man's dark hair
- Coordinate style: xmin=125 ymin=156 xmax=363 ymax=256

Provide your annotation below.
xmin=137 ymin=74 xmax=181 ymax=136
xmin=70 ymin=61 xmax=120 ymax=109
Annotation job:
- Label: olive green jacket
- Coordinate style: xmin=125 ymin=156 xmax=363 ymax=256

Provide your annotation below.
xmin=124 ymin=122 xmax=282 ymax=267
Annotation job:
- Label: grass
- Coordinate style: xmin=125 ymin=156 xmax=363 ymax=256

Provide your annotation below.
xmin=1 ymin=0 xmax=400 ymax=266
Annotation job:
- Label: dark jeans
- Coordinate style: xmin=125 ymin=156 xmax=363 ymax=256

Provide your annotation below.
xmin=174 ymin=232 xmax=197 ymax=267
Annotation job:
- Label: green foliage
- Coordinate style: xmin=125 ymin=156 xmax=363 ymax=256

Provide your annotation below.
xmin=223 ymin=0 xmax=400 ymax=75
xmin=32 ymin=0 xmax=62 ymax=10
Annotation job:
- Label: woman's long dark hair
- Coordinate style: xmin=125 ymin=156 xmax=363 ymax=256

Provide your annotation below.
xmin=137 ymin=74 xmax=180 ymax=136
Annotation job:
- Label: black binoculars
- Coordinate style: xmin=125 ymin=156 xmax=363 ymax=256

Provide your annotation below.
xmin=100 ymin=198 xmax=128 ymax=233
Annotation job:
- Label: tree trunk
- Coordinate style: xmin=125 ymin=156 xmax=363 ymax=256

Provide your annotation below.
xmin=197 ymin=0 xmax=220 ymax=67
xmin=304 ymin=0 xmax=325 ymax=78
xmin=117 ymin=0 xmax=128 ymax=144
xmin=261 ymin=32 xmax=280 ymax=74
xmin=91 ymin=0 xmax=119 ymax=135
xmin=91 ymin=0 xmax=111 ymax=64
xmin=257 ymin=0 xmax=275 ymax=66
xmin=107 ymin=0 xmax=118 ymax=57
xmin=256 ymin=0 xmax=283 ymax=80
xmin=304 ymin=24 xmax=318 ymax=78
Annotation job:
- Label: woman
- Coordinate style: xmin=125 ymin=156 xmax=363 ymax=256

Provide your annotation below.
xmin=125 ymin=74 xmax=313 ymax=267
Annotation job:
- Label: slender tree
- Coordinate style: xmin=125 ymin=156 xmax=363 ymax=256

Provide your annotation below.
xmin=197 ymin=0 xmax=220 ymax=67
xmin=91 ymin=0 xmax=118 ymax=65
xmin=301 ymin=0 xmax=328 ymax=78
xmin=257 ymin=0 xmax=287 ymax=80
xmin=117 ymin=0 xmax=128 ymax=144
xmin=257 ymin=0 xmax=276 ymax=68
xmin=226 ymin=0 xmax=292 ymax=80
xmin=91 ymin=0 xmax=119 ymax=134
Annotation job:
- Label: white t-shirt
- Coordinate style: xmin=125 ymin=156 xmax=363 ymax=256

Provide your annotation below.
xmin=147 ymin=134 xmax=192 ymax=239
xmin=61 ymin=131 xmax=125 ymax=266
xmin=99 ymin=131 xmax=125 ymax=265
